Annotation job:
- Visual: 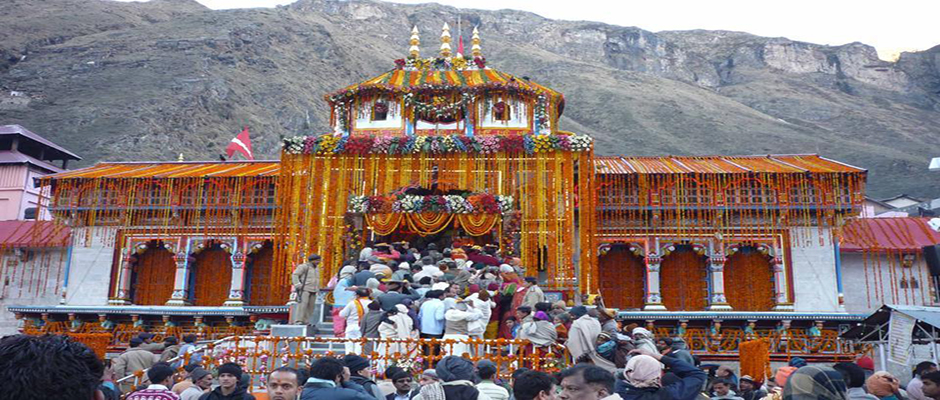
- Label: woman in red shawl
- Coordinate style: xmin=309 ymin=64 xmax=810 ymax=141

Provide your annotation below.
xmin=497 ymin=265 xmax=523 ymax=339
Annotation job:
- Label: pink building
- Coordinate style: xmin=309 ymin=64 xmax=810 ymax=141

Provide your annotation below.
xmin=0 ymin=125 xmax=80 ymax=221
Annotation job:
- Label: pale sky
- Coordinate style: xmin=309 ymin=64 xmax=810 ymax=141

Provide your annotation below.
xmin=120 ymin=0 xmax=939 ymax=59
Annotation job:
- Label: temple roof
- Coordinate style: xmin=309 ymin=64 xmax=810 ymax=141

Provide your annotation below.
xmin=595 ymin=154 xmax=867 ymax=175
xmin=840 ymin=217 xmax=940 ymax=252
xmin=46 ymin=161 xmax=280 ymax=180
xmin=328 ymin=68 xmax=564 ymax=109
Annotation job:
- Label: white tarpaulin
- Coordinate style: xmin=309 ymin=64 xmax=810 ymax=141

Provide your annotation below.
xmin=888 ymin=310 xmax=916 ymax=365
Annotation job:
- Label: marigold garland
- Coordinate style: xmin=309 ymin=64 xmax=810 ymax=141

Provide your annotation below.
xmin=283 ymin=134 xmax=592 ymax=156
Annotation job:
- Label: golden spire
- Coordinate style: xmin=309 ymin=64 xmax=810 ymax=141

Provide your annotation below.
xmin=471 ymin=26 xmax=482 ymax=58
xmin=440 ymin=22 xmax=452 ymax=58
xmin=409 ymin=25 xmax=420 ymax=58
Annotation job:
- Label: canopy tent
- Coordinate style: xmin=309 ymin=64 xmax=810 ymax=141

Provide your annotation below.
xmin=840 ymin=304 xmax=940 ymax=369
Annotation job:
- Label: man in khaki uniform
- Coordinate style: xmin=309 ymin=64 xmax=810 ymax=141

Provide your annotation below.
xmin=112 ymin=337 xmax=156 ymax=392
xmin=291 ymin=254 xmax=322 ymax=326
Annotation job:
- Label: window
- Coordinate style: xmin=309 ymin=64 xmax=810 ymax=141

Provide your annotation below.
xmin=727 ymin=185 xmax=776 ymax=205
xmin=662 ymin=186 xmax=712 ymax=205
xmin=789 ymin=186 xmax=818 ymax=204
xmin=493 ymin=101 xmax=511 ymax=121
xmin=372 ymin=101 xmax=388 ymax=121
xmin=23 ymin=207 xmax=37 ymax=220
xmin=911 ymin=277 xmax=920 ymax=289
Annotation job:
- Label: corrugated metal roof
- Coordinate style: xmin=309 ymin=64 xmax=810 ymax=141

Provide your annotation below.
xmin=0 ymin=221 xmax=70 ymax=248
xmin=595 ymin=155 xmax=867 ymax=175
xmin=840 ymin=217 xmax=940 ymax=252
xmin=0 ymin=125 xmax=81 ymax=160
xmin=46 ymin=161 xmax=280 ymax=180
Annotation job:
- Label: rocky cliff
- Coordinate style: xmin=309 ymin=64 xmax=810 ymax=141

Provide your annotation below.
xmin=1 ymin=0 xmax=938 ymax=197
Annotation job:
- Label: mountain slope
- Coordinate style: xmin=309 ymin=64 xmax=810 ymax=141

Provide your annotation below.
xmin=0 ymin=0 xmax=938 ymax=197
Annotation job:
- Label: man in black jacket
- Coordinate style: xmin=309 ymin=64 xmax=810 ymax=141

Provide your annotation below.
xmin=302 ymin=357 xmax=377 ymax=400
xmin=199 ymin=363 xmax=255 ymax=400
xmin=343 ymin=354 xmax=384 ymax=400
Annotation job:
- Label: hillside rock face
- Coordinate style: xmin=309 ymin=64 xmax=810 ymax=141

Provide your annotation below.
xmin=1 ymin=0 xmax=938 ymax=197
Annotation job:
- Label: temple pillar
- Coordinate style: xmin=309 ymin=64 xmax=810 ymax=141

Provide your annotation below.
xmin=707 ymin=243 xmax=732 ymax=311
xmin=166 ymin=252 xmax=191 ymax=306
xmin=224 ymin=251 xmax=247 ymax=306
xmin=771 ymin=252 xmax=794 ymax=311
xmin=643 ymin=252 xmax=667 ymax=311
xmin=109 ymin=252 xmax=134 ymax=305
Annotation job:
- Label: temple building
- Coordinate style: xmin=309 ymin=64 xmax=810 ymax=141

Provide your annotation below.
xmin=4 ymin=25 xmax=892 ymax=361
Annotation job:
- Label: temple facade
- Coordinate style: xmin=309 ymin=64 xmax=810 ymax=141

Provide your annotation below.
xmin=3 ymin=25 xmax=900 ymax=361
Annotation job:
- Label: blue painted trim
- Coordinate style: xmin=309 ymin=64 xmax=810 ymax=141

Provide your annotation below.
xmin=835 ymin=241 xmax=844 ymax=293
xmin=62 ymin=244 xmax=74 ymax=296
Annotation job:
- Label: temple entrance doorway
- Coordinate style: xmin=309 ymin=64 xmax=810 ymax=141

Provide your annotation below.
xmin=190 ymin=243 xmax=233 ymax=306
xmin=246 ymin=241 xmax=279 ymax=305
xmin=130 ymin=241 xmax=176 ymax=305
xmin=660 ymin=246 xmax=708 ymax=311
xmin=724 ymin=246 xmax=776 ymax=311
xmin=598 ymin=245 xmax=645 ymax=310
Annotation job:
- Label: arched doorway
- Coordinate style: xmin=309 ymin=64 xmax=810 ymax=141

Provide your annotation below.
xmin=131 ymin=241 xmax=176 ymax=305
xmin=660 ymin=246 xmax=708 ymax=311
xmin=190 ymin=243 xmax=233 ymax=306
xmin=246 ymin=241 xmax=280 ymax=305
xmin=598 ymin=245 xmax=645 ymax=309
xmin=724 ymin=246 xmax=776 ymax=311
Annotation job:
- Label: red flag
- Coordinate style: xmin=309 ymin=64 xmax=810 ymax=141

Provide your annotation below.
xmin=225 ymin=126 xmax=254 ymax=160
xmin=457 ymin=36 xmax=465 ymax=56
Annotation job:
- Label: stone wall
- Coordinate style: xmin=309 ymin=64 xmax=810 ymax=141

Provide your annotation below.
xmin=841 ymin=252 xmax=937 ymax=314
xmin=0 ymin=248 xmax=68 ymax=335
xmin=789 ymin=227 xmax=841 ymax=312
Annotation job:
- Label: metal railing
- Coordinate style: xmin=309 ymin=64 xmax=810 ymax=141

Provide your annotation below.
xmin=116 ymin=336 xmax=567 ymax=393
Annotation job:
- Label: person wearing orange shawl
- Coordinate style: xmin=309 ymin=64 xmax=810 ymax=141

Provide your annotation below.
xmin=553 ymin=312 xmax=571 ymax=342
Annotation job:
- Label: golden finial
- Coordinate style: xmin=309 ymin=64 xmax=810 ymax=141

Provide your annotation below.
xmin=440 ymin=22 xmax=452 ymax=58
xmin=409 ymin=25 xmax=420 ymax=58
xmin=471 ymin=26 xmax=482 ymax=58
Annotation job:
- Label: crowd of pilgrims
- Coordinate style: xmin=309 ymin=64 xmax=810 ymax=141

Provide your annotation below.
xmin=328 ymin=241 xmax=643 ymax=366
xmin=6 ymin=331 xmax=940 ymax=400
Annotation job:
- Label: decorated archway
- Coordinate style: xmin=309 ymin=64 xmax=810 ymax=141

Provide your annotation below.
xmin=724 ymin=245 xmax=776 ymax=311
xmin=598 ymin=243 xmax=645 ymax=309
xmin=130 ymin=241 xmax=176 ymax=305
xmin=660 ymin=246 xmax=708 ymax=311
xmin=189 ymin=241 xmax=233 ymax=306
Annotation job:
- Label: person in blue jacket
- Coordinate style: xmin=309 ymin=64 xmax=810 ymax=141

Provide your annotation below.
xmin=616 ymin=348 xmax=707 ymax=400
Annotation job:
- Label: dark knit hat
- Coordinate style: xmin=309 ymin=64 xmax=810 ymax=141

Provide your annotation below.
xmin=570 ymin=306 xmax=588 ymax=318
xmin=343 ymin=354 xmax=370 ymax=373
xmin=385 ymin=366 xmax=411 ymax=381
xmin=190 ymin=367 xmax=212 ymax=383
xmin=218 ymin=362 xmax=243 ymax=377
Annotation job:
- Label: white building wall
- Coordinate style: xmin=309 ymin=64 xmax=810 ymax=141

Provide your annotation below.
xmin=64 ymin=227 xmax=117 ymax=306
xmin=789 ymin=227 xmax=841 ymax=312
xmin=0 ymin=248 xmax=68 ymax=335
xmin=841 ymin=252 xmax=937 ymax=314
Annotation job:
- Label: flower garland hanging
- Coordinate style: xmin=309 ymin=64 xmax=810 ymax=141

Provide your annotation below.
xmin=283 ymin=133 xmax=593 ymax=155
xmin=348 ymin=193 xmax=513 ymax=215
xmin=403 ymin=92 xmax=474 ymax=119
